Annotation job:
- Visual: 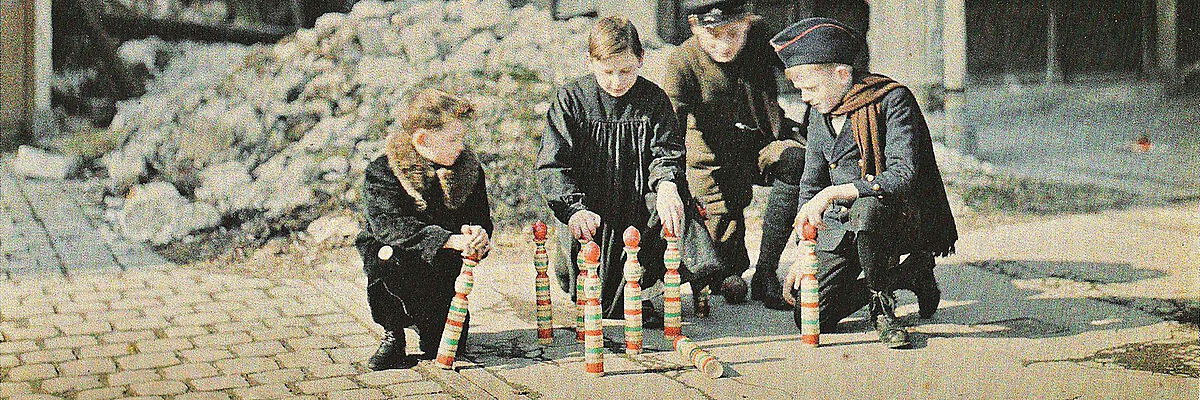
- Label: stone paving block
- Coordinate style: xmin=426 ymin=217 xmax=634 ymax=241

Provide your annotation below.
xmin=106 ymin=370 xmax=162 ymax=386
xmin=175 ymin=392 xmax=233 ymax=400
xmin=0 ymin=354 xmax=19 ymax=368
xmin=327 ymin=346 xmax=375 ymax=365
xmin=0 ymin=324 xmax=58 ymax=340
xmin=191 ymin=332 xmax=252 ymax=348
xmin=142 ymin=305 xmax=194 ymax=319
xmin=308 ymin=363 xmax=358 ymax=379
xmin=179 ymin=348 xmax=234 ymax=363
xmin=19 ymin=348 xmax=76 ymax=364
xmin=86 ymin=310 xmax=142 ymax=323
xmin=279 ymin=305 xmax=328 ymax=317
xmin=229 ymin=307 xmax=283 ymax=322
xmin=44 ymin=334 xmax=99 ymax=349
xmin=118 ymin=396 xmax=165 ymax=400
xmin=193 ymin=301 xmax=245 ymax=313
xmin=231 ymin=340 xmax=287 ymax=357
xmin=172 ymin=312 xmax=230 ymax=326
xmin=355 ymin=369 xmax=425 ymax=387
xmin=59 ymin=357 xmax=117 ymax=376
xmin=384 ymin=381 xmax=444 ymax=397
xmin=312 ymin=313 xmax=356 ymax=325
xmin=71 ymin=290 xmax=121 ymax=303
xmin=6 ymin=394 xmax=65 ymax=400
xmin=29 ymin=312 xmax=84 ymax=328
xmin=214 ymin=357 xmax=278 ymax=375
xmin=162 ymin=363 xmax=219 ymax=380
xmin=116 ymin=352 xmax=181 ymax=370
xmin=162 ymin=293 xmax=213 ymax=306
xmin=248 ymin=368 xmax=306 ymax=385
xmin=0 ymin=382 xmax=33 ymax=396
xmin=129 ymin=380 xmax=189 ymax=396
xmin=296 ymin=377 xmax=358 ymax=395
xmin=77 ymin=343 xmax=132 ymax=359
xmin=266 ymin=286 xmax=311 ymax=298
xmin=224 ymin=277 xmax=273 ymax=290
xmin=249 ymin=327 xmax=309 ymax=341
xmin=286 ymin=335 xmax=339 ymax=350
xmin=211 ymin=321 xmax=266 ymax=333
xmin=134 ymin=338 xmax=194 ymax=353
xmin=101 ymin=329 xmax=155 ymax=344
xmin=317 ymin=322 xmax=365 ymax=337
xmin=40 ymin=375 xmax=102 ymax=393
xmin=164 ymin=325 xmax=209 ymax=338
xmin=74 ymin=386 xmax=126 ymax=400
xmin=402 ymin=394 xmax=455 ymax=400
xmin=276 ymin=349 xmax=335 ymax=369
xmin=232 ymin=384 xmax=295 ymax=399
xmin=115 ymin=316 xmax=171 ymax=331
xmin=337 ymin=333 xmax=378 ymax=348
xmin=4 ymin=303 xmax=54 ymax=318
xmin=121 ymin=288 xmax=174 ymax=301
xmin=110 ymin=297 xmax=164 ymax=311
xmin=213 ymin=289 xmax=270 ymax=302
xmin=60 ymin=320 xmax=114 ymax=336
xmin=329 ymin=388 xmax=387 ymax=400
xmin=261 ymin=316 xmax=309 ymax=327
xmin=55 ymin=301 xmax=110 ymax=314
xmin=190 ymin=375 xmax=249 ymax=391
xmin=0 ymin=340 xmax=39 ymax=354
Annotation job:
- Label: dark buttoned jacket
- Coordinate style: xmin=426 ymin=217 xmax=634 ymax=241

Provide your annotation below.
xmin=797 ymin=86 xmax=958 ymax=256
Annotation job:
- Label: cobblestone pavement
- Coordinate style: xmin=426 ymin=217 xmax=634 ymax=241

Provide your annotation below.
xmin=0 ymin=165 xmax=526 ymax=399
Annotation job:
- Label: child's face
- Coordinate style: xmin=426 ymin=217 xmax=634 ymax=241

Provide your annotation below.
xmin=413 ymin=119 xmax=467 ymax=166
xmin=785 ymin=64 xmax=854 ymax=114
xmin=589 ymin=52 xmax=642 ymax=98
xmin=693 ymin=19 xmax=751 ymax=63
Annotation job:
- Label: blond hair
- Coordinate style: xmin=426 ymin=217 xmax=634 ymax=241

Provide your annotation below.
xmin=399 ymin=88 xmax=475 ymax=134
xmin=588 ymin=16 xmax=644 ymax=60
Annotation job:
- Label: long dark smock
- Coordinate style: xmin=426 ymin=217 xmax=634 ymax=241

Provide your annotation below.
xmin=537 ymin=75 xmax=686 ymax=319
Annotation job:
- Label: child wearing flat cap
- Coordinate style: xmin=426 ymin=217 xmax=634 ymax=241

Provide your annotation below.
xmin=771 ymin=17 xmax=958 ymax=349
xmin=663 ymin=0 xmax=806 ymax=310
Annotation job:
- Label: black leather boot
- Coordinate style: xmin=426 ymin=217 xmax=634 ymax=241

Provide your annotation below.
xmin=869 ymin=291 xmax=911 ymax=349
xmin=642 ymin=302 xmax=664 ymax=329
xmin=752 ymin=180 xmax=801 ymax=309
xmin=368 ymin=330 xmax=417 ymax=370
xmin=897 ymin=253 xmax=941 ymax=319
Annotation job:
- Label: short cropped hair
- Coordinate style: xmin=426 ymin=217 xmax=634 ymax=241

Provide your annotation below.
xmin=588 ymin=16 xmax=644 ymax=60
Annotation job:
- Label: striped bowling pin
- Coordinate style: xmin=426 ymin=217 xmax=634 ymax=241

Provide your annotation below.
xmin=435 ymin=254 xmax=479 ymax=369
xmin=798 ymin=222 xmax=820 ymax=347
xmin=576 ymin=239 xmax=587 ymax=343
xmin=581 ymin=242 xmax=604 ymax=376
xmin=532 ymin=222 xmax=553 ymax=345
xmin=673 ymin=335 xmax=723 ymax=378
xmin=622 ymin=227 xmax=643 ymax=355
xmin=662 ymin=226 xmax=683 ymax=338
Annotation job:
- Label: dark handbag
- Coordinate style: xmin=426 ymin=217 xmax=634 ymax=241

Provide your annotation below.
xmin=645 ymin=193 xmax=729 ymax=286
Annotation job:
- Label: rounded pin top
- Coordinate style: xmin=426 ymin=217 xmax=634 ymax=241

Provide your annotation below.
xmin=801 ymin=221 xmax=818 ymax=241
xmin=463 ymin=253 xmax=482 ymax=262
xmin=532 ymin=221 xmax=548 ymax=241
xmin=623 ymin=226 xmax=641 ymax=247
xmin=582 ymin=241 xmax=601 ymax=263
xmin=662 ymin=225 xmax=678 ymax=239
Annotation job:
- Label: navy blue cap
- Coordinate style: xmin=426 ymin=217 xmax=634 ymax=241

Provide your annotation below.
xmin=770 ymin=17 xmax=863 ymax=67
xmin=685 ymin=0 xmax=748 ymax=28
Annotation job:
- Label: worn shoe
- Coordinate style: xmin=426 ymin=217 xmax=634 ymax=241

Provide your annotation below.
xmin=869 ymin=292 xmax=911 ymax=349
xmin=718 ymin=275 xmax=748 ymax=304
xmin=642 ymin=304 xmax=664 ymax=329
xmin=368 ymin=331 xmax=418 ymax=370
xmin=897 ymin=254 xmax=941 ymax=319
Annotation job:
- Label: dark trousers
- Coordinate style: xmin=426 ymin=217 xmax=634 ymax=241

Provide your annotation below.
xmin=366 ymin=276 xmax=467 ymax=354
xmin=754 ymin=147 xmax=807 ymax=295
xmin=808 ymin=196 xmax=903 ymax=332
xmin=701 ymin=207 xmax=751 ymax=287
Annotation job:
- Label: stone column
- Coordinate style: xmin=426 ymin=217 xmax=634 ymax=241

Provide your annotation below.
xmin=1 ymin=0 xmax=33 ymax=138
xmin=1157 ymin=0 xmax=1179 ymax=78
xmin=942 ymin=0 xmax=975 ymax=155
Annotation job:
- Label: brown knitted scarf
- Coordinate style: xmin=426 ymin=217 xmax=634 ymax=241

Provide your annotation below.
xmin=830 ymin=74 xmax=904 ymax=178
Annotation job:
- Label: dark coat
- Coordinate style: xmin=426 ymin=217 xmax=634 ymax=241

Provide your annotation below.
xmin=355 ymin=152 xmax=493 ymax=322
xmin=536 ymin=75 xmax=690 ymax=318
xmin=797 ymin=85 xmax=958 ymax=256
xmin=662 ymin=25 xmax=801 ymax=214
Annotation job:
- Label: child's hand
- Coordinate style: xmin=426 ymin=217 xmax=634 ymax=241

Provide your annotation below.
xmin=568 ymin=210 xmax=601 ymax=241
xmin=460 ymin=225 xmax=490 ymax=258
xmin=655 ymin=181 xmax=684 ymax=238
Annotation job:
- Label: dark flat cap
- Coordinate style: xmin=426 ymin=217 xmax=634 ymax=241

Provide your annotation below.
xmin=684 ymin=0 xmax=748 ymax=28
xmin=770 ymin=17 xmax=863 ymax=67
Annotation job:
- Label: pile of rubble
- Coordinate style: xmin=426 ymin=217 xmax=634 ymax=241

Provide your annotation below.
xmin=100 ymin=0 xmax=612 ymax=245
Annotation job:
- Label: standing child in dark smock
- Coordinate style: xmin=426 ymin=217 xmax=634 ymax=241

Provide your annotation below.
xmin=537 ymin=16 xmax=688 ymax=325
xmin=355 ymin=89 xmax=493 ymax=370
